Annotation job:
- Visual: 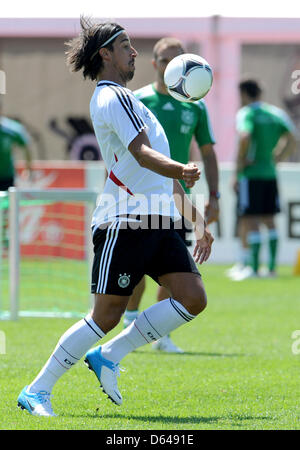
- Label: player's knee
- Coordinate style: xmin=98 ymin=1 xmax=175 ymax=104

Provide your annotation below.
xmin=182 ymin=286 xmax=207 ymax=316
xmin=192 ymin=289 xmax=207 ymax=315
xmin=91 ymin=310 xmax=122 ymax=334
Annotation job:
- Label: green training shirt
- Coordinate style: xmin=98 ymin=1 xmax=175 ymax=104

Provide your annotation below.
xmin=134 ymin=83 xmax=215 ymax=192
xmin=0 ymin=116 xmax=29 ymax=180
xmin=236 ymin=102 xmax=296 ymax=179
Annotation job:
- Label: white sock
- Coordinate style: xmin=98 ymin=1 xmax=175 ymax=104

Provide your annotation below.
xmin=101 ymin=298 xmax=195 ymax=363
xmin=28 ymin=314 xmax=105 ymax=394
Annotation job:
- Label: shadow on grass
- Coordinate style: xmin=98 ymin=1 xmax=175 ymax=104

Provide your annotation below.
xmin=133 ymin=350 xmax=245 ymax=358
xmin=74 ymin=412 xmax=270 ymax=425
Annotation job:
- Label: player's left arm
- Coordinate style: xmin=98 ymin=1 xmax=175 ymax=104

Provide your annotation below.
xmin=198 ymin=143 xmax=219 ymax=224
xmin=273 ymin=131 xmax=297 ymax=163
xmin=236 ymin=132 xmax=251 ymax=172
xmin=173 ymin=180 xmax=214 ymax=264
xmin=194 ymin=101 xmax=220 ymax=224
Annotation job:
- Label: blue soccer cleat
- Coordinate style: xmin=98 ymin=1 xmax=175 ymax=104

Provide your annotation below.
xmin=84 ymin=346 xmax=123 ymax=405
xmin=17 ymin=386 xmax=56 ymax=416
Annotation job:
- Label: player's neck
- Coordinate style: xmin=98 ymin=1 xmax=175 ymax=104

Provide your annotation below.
xmin=154 ymin=80 xmax=169 ymax=96
xmin=243 ymin=95 xmax=261 ymax=106
xmin=97 ymin=69 xmax=127 ymax=87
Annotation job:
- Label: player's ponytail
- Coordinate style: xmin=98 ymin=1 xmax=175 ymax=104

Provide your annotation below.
xmin=65 ymin=16 xmax=124 ymax=81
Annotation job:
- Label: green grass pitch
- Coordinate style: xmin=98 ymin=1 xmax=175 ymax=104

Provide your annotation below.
xmin=0 ymin=264 xmax=299 ymax=430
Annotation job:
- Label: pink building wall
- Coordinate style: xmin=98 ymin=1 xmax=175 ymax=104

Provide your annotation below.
xmin=1 ymin=17 xmax=300 ymax=161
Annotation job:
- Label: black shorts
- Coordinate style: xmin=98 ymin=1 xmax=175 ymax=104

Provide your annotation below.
xmin=91 ymin=218 xmax=200 ymax=296
xmin=237 ymin=178 xmax=280 ymax=216
xmin=0 ymin=177 xmax=14 ymax=191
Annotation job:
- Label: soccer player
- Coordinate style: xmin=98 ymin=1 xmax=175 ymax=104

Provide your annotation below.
xmin=231 ymin=78 xmax=297 ymax=280
xmin=123 ymin=37 xmax=219 ymax=353
xmin=17 ymin=18 xmax=213 ymax=417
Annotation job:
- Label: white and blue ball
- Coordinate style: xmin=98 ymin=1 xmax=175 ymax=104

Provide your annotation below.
xmin=164 ymin=53 xmax=213 ymax=102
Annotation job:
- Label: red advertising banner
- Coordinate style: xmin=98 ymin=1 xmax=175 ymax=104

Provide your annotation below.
xmin=15 ymin=161 xmax=86 ymax=260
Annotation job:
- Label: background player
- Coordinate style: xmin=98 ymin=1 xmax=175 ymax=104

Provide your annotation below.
xmin=0 ymin=101 xmax=32 ymax=191
xmin=123 ymin=37 xmax=219 ymax=352
xmin=230 ymin=78 xmax=298 ymax=281
xmin=0 ymin=101 xmax=32 ymax=247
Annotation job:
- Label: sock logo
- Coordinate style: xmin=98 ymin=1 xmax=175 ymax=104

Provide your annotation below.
xmin=147 ymin=331 xmax=156 ymax=341
xmin=64 ymin=358 xmax=75 ymax=366
xmin=118 ymin=273 xmax=131 ymax=288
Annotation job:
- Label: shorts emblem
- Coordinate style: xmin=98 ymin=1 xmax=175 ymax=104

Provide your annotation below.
xmin=118 ymin=273 xmax=131 ymax=288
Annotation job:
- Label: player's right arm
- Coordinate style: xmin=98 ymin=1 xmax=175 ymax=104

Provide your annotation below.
xmin=128 ymin=130 xmax=200 ymax=188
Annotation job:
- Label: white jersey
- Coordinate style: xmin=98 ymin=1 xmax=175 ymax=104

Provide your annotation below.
xmin=90 ymin=81 xmax=181 ymax=229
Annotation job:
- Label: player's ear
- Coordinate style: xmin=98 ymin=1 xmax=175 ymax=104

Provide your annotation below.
xmin=99 ymin=47 xmax=111 ymax=62
xmin=152 ymin=58 xmax=157 ymax=70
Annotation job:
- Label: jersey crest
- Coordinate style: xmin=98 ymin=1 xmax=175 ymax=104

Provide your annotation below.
xmin=181 ymin=110 xmax=194 ymax=125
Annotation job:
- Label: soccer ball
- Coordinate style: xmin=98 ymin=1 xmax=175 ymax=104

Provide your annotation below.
xmin=164 ymin=53 xmax=213 ymax=102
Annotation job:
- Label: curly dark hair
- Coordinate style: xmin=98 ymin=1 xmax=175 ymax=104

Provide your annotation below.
xmin=65 ymin=16 xmax=124 ymax=81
